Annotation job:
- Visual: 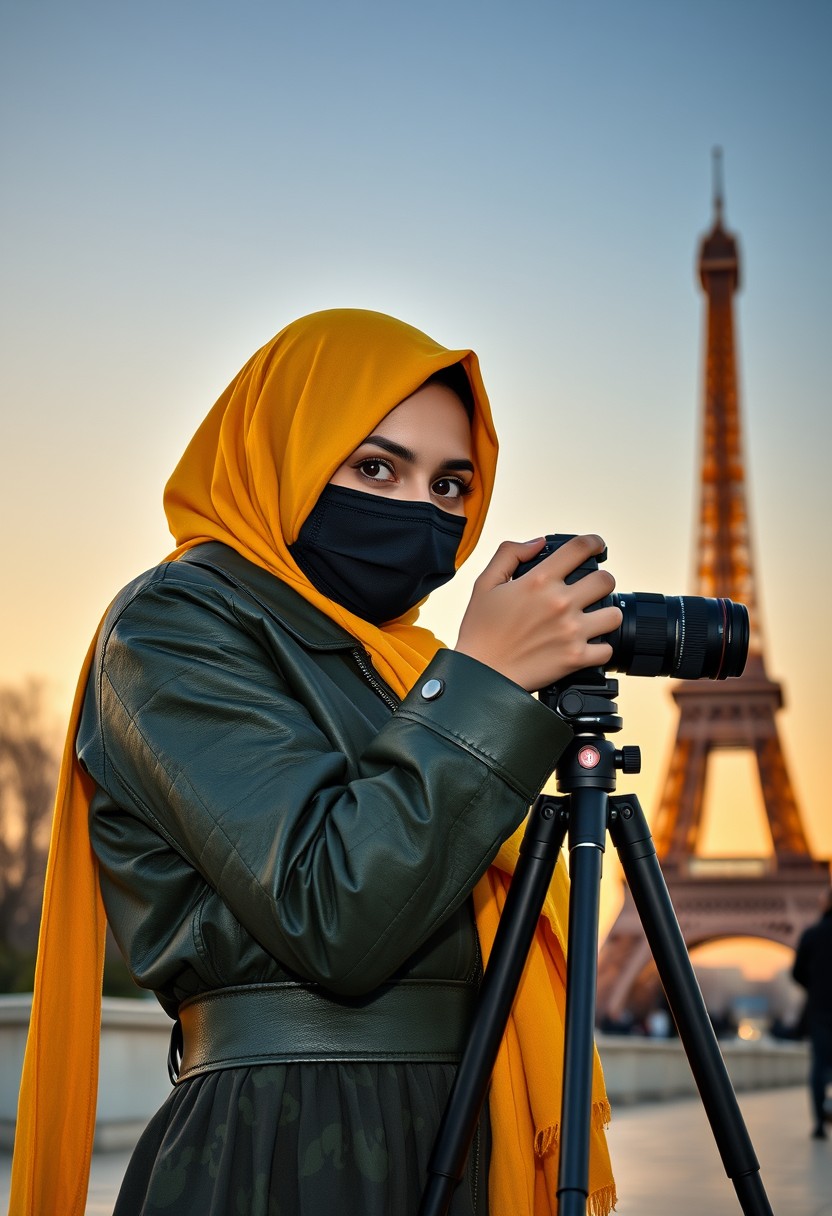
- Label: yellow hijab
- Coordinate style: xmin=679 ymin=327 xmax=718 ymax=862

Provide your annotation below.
xmin=11 ymin=308 xmax=614 ymax=1215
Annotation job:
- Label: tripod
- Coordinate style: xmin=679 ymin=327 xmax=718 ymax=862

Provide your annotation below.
xmin=419 ymin=677 xmax=774 ymax=1216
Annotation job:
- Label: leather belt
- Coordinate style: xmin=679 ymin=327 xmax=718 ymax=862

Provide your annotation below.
xmin=173 ymin=979 xmax=477 ymax=1083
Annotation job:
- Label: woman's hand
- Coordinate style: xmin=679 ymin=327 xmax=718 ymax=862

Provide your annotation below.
xmin=454 ymin=535 xmax=624 ymax=692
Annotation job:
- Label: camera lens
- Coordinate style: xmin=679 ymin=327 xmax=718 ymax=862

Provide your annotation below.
xmin=606 ymin=593 xmax=749 ymax=680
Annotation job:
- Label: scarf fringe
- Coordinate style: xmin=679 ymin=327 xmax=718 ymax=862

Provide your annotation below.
xmin=535 ymin=1124 xmax=558 ymax=1156
xmin=533 ymin=1098 xmax=613 ymax=1156
xmin=588 ymin=1182 xmax=618 ymax=1216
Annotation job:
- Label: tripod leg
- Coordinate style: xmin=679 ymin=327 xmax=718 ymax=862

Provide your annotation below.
xmin=419 ymin=795 xmax=569 ymax=1216
xmin=557 ymin=786 xmax=608 ymax=1216
xmin=608 ymin=794 xmax=774 ymax=1216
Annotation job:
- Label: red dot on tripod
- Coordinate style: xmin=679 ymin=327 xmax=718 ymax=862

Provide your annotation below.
xmin=578 ymin=746 xmax=601 ymax=769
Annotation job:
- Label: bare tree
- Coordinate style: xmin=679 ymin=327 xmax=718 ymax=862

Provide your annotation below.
xmin=0 ymin=681 xmax=60 ymax=971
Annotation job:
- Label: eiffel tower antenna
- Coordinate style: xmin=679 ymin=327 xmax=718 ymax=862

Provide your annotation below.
xmin=596 ymin=154 xmax=829 ymax=1021
xmin=712 ymin=145 xmax=725 ymax=223
xmin=693 ymin=147 xmax=762 ymax=652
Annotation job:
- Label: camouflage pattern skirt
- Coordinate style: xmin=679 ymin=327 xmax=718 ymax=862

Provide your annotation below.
xmin=113 ymin=1060 xmax=490 ymax=1215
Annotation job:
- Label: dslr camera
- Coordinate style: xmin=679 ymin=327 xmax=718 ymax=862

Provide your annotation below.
xmin=516 ymin=534 xmax=749 ymax=681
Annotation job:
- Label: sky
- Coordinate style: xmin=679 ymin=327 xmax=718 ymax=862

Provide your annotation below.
xmin=2 ymin=0 xmax=831 ymax=950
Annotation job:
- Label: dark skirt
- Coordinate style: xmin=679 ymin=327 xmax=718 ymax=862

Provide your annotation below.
xmin=113 ymin=1061 xmax=490 ymax=1216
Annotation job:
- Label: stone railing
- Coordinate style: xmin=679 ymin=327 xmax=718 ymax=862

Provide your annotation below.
xmin=597 ymin=1032 xmax=808 ymax=1105
xmin=0 ymin=994 xmax=173 ymax=1151
xmin=0 ymin=995 xmax=810 ymax=1151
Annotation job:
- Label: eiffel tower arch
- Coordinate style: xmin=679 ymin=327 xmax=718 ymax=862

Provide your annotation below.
xmin=596 ymin=152 xmax=830 ymax=1021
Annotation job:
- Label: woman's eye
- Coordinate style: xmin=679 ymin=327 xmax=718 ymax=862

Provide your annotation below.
xmin=432 ymin=477 xmax=470 ymax=500
xmin=356 ymin=458 xmax=395 ymax=482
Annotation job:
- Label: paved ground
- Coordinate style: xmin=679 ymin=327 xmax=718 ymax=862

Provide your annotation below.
xmin=2 ymin=1085 xmax=829 ymax=1214
xmin=606 ymin=1085 xmax=832 ymax=1216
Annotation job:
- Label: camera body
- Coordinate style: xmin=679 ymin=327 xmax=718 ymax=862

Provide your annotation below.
xmin=515 ymin=534 xmax=749 ymax=681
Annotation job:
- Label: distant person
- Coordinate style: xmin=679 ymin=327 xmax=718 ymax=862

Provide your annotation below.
xmin=792 ymin=888 xmax=832 ymax=1140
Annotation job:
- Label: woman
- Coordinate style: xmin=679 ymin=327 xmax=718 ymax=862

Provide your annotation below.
xmin=12 ymin=309 xmax=619 ymax=1215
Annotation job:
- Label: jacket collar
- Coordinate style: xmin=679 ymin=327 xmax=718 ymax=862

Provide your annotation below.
xmin=179 ymin=542 xmax=358 ymax=652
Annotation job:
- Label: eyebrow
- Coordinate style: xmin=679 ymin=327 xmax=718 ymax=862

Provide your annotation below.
xmin=361 ymin=434 xmax=475 ymax=473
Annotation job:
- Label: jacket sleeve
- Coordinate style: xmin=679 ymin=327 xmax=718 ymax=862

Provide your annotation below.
xmin=79 ymin=571 xmax=572 ymax=996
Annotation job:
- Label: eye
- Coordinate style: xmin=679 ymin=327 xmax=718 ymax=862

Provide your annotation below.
xmin=355 ymin=457 xmax=396 ymax=483
xmin=432 ymin=476 xmax=473 ymax=500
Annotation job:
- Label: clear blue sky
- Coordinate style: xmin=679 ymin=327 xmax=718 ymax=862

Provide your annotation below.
xmin=2 ymin=0 xmax=831 ymax=927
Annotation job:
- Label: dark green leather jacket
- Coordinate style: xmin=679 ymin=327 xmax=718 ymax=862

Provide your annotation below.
xmin=77 ymin=543 xmax=572 ymax=1020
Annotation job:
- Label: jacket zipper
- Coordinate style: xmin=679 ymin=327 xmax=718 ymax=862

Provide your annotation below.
xmin=351 ymin=648 xmax=400 ymax=712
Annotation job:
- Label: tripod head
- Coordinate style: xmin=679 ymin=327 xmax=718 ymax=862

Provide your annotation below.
xmin=538 ymin=674 xmax=641 ymax=795
xmin=539 ymin=673 xmax=622 ymax=734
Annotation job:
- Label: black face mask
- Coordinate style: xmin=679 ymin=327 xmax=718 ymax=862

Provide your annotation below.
xmin=289 ymin=483 xmax=466 ymax=624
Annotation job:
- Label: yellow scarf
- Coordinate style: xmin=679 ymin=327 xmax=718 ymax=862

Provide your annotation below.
xmin=11 ymin=308 xmax=614 ymax=1215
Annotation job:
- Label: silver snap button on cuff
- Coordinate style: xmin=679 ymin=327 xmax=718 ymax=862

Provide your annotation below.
xmin=421 ymin=678 xmax=445 ymax=701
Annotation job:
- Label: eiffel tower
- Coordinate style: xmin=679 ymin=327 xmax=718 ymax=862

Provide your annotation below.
xmin=596 ymin=151 xmax=830 ymax=1020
